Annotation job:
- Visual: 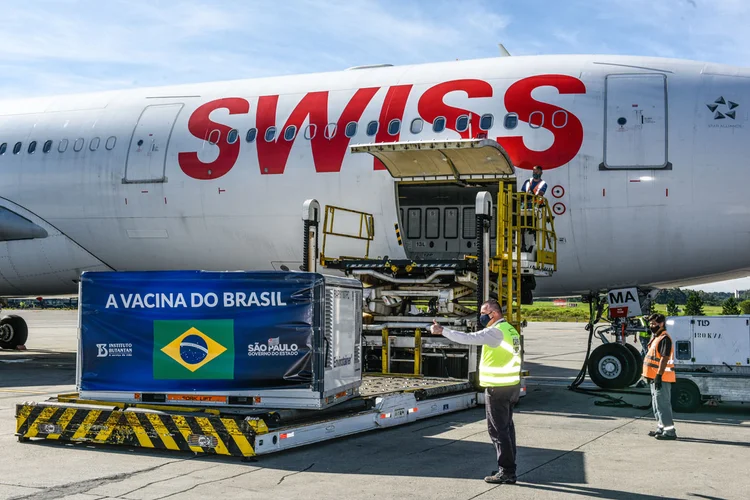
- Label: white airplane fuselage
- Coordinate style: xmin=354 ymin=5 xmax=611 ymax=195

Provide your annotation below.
xmin=0 ymin=54 xmax=748 ymax=298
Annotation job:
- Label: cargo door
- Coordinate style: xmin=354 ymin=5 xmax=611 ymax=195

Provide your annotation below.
xmin=124 ymin=104 xmax=184 ymax=183
xmin=691 ymin=317 xmax=749 ymax=366
xmin=603 ymin=74 xmax=669 ymax=169
xmin=353 ymin=139 xmax=512 ymax=260
xmin=351 ymin=138 xmax=515 ymax=182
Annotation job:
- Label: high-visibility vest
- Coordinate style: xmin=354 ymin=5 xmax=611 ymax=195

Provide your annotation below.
xmin=479 ymin=320 xmax=522 ymax=387
xmin=642 ymin=330 xmax=676 ymax=382
xmin=524 ymin=179 xmax=547 ymax=196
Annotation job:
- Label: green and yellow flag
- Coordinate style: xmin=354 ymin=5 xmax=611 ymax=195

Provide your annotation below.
xmin=153 ymin=319 xmax=234 ymax=380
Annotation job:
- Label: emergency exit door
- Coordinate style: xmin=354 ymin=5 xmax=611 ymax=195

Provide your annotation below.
xmin=124 ymin=104 xmax=184 ymax=183
xmin=603 ymin=74 xmax=669 ymax=169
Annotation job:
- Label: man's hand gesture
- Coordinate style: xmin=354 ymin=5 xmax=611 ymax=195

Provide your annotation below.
xmin=430 ymin=320 xmax=444 ymax=336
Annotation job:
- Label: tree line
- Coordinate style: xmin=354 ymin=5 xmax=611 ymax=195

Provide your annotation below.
xmin=655 ymin=288 xmax=750 ymax=316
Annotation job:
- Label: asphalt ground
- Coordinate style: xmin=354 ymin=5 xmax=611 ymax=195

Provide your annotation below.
xmin=1 ymin=311 xmax=748 ymax=500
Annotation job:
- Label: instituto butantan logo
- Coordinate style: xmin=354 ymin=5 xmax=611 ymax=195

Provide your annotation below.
xmin=707 ymin=96 xmax=739 ymax=120
xmin=153 ymin=319 xmax=234 ymax=379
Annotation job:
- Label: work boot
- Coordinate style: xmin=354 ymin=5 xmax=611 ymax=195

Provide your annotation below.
xmin=484 ymin=472 xmax=517 ymax=484
xmin=655 ymin=432 xmax=677 ymax=440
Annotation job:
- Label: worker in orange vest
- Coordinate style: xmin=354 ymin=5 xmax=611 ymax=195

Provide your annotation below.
xmin=643 ymin=313 xmax=677 ymax=440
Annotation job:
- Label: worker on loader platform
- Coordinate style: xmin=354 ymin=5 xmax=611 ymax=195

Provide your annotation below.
xmin=519 ymin=166 xmax=547 ymax=252
xmin=430 ymin=300 xmax=522 ymax=485
xmin=643 ymin=313 xmax=678 ymax=440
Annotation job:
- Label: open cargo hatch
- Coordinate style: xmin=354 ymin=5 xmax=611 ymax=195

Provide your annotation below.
xmin=350 ymin=139 xmax=515 ymax=182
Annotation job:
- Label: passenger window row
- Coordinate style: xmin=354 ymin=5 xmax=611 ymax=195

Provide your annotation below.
xmin=236 ymin=111 xmax=565 ymax=144
xmin=0 ymin=136 xmax=117 ymax=156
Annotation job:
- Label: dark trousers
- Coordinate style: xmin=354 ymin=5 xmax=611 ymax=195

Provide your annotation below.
xmin=485 ymin=384 xmax=521 ymax=475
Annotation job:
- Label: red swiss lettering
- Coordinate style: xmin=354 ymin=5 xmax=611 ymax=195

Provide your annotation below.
xmin=256 ymin=88 xmax=379 ymax=174
xmin=177 ymin=98 xmax=250 ymax=180
xmin=417 ymin=79 xmax=494 ymax=140
xmin=497 ymin=75 xmax=586 ymax=170
xmin=373 ymin=85 xmax=413 ymax=170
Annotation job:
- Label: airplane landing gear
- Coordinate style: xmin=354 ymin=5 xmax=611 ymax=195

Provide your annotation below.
xmin=572 ymin=288 xmax=654 ymax=391
xmin=0 ymin=314 xmax=28 ymax=349
xmin=588 ymin=342 xmax=639 ymax=389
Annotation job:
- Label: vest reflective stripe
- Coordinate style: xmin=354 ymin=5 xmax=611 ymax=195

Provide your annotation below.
xmin=479 ymin=321 xmax=521 ymax=387
xmin=642 ymin=331 xmax=676 ymax=383
xmin=525 ymin=179 xmax=546 ymax=195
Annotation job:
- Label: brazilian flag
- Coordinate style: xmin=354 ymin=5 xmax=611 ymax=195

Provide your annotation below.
xmin=153 ymin=319 xmax=234 ymax=380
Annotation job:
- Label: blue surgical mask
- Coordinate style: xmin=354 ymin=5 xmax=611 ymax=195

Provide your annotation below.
xmin=480 ymin=314 xmax=491 ymax=327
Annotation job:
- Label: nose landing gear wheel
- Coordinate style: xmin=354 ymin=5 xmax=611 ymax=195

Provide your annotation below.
xmin=624 ymin=343 xmax=644 ymax=387
xmin=587 ymin=343 xmax=638 ymax=389
xmin=0 ymin=315 xmax=28 ymax=349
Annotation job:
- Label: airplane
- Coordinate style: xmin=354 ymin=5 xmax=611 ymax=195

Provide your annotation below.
xmin=0 ymin=53 xmax=748 ymax=364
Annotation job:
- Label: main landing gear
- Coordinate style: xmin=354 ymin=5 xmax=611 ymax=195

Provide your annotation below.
xmin=0 ymin=313 xmax=28 ymax=350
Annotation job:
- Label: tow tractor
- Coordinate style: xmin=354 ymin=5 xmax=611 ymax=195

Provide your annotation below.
xmin=15 ymin=138 xmax=559 ymax=459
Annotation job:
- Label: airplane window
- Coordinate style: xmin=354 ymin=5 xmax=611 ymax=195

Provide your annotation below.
xmin=410 ymin=118 xmax=423 ymax=134
xmin=529 ymin=111 xmax=544 ymax=129
xmin=227 ymin=129 xmax=239 ymax=144
xmin=284 ymin=125 xmax=297 ymax=141
xmin=89 ymin=137 xmax=100 ymax=151
xmin=207 ymin=129 xmax=220 ymax=145
xmin=58 ymin=139 xmax=68 ymax=153
xmin=73 ymin=138 xmax=84 ymax=152
xmin=27 ymin=141 xmax=37 ymax=154
xmin=245 ymin=128 xmax=257 ymax=143
xmin=43 ymin=140 xmax=53 ymax=153
xmin=105 ymin=136 xmax=116 ymax=150
xmin=366 ymin=121 xmax=378 ymax=136
xmin=479 ymin=114 xmax=494 ymax=131
xmin=304 ymin=124 xmax=317 ymax=140
xmin=504 ymin=114 xmax=518 ymax=130
xmin=433 ymin=116 xmax=446 ymax=133
xmin=345 ymin=121 xmax=357 ymax=138
xmin=13 ymin=142 xmax=22 ymax=155
xmin=324 ymin=123 xmax=337 ymax=139
xmin=456 ymin=115 xmax=469 ymax=132
xmin=0 ymin=143 xmax=6 ymax=155
xmin=552 ymin=110 xmax=568 ymax=129
xmin=388 ymin=119 xmax=400 ymax=136
xmin=264 ymin=127 xmax=276 ymax=142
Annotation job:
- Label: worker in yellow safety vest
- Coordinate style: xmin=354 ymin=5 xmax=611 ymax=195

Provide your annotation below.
xmin=643 ymin=313 xmax=677 ymax=440
xmin=430 ymin=299 xmax=521 ymax=485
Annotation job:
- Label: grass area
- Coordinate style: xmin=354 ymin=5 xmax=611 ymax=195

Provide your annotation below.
xmin=522 ymin=301 xmax=725 ymax=322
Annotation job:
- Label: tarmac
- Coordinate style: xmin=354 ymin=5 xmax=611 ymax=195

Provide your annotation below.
xmin=1 ymin=310 xmax=748 ymax=500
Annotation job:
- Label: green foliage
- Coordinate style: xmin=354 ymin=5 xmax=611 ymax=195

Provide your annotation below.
xmin=684 ymin=292 xmax=705 ymax=316
xmin=740 ymin=300 xmax=750 ymax=315
xmin=666 ymin=299 xmax=679 ymax=317
xmin=722 ymin=297 xmax=741 ymax=315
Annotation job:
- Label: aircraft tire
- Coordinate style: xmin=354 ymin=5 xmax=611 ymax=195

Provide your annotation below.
xmin=587 ymin=343 xmax=636 ymax=389
xmin=624 ymin=343 xmax=644 ymax=387
xmin=0 ymin=315 xmax=28 ymax=349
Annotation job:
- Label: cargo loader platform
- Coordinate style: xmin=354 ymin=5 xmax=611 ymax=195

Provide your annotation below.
xmin=15 ymin=375 xmax=477 ymax=459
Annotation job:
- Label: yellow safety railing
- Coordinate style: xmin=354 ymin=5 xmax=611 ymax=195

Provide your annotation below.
xmin=491 ymin=183 xmax=558 ymax=332
xmin=320 ymin=205 xmax=375 ymax=264
xmin=513 ymin=192 xmax=558 ymax=271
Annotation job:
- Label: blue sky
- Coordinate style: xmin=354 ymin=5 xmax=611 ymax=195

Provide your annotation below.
xmin=2 ymin=0 xmax=749 ymax=292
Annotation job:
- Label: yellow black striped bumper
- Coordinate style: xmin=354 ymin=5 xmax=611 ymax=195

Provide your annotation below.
xmin=15 ymin=403 xmax=267 ymax=458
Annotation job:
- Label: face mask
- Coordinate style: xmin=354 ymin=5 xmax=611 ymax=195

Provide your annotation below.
xmin=480 ymin=314 xmax=491 ymax=327
xmin=650 ymin=325 xmax=660 ymax=333
xmin=533 ymin=173 xmax=541 ymax=180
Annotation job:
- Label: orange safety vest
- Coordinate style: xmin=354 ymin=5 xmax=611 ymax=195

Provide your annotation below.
xmin=524 ymin=179 xmax=547 ymax=196
xmin=642 ymin=330 xmax=676 ymax=382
